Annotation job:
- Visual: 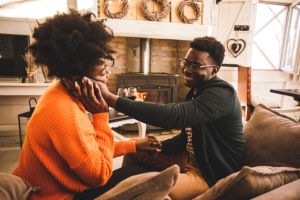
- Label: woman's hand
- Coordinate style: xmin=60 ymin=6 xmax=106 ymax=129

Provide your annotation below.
xmin=132 ymin=136 xmax=162 ymax=153
xmin=74 ymin=77 xmax=109 ymax=114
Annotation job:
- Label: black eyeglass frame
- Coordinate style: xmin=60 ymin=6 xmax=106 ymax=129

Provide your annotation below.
xmin=179 ymin=58 xmax=218 ymax=72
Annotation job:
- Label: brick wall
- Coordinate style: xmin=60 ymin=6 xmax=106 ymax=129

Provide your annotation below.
xmin=107 ymin=37 xmax=127 ymax=94
xmin=150 ymin=39 xmax=179 ymax=74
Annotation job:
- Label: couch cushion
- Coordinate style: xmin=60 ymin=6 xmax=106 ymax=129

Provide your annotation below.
xmin=96 ymin=165 xmax=179 ymax=200
xmin=0 ymin=173 xmax=38 ymax=200
xmin=193 ymin=166 xmax=300 ymax=200
xmin=244 ymin=104 xmax=300 ymax=167
xmin=251 ymin=179 xmax=300 ymax=200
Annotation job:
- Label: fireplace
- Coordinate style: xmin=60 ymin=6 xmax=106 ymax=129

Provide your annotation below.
xmin=117 ymin=72 xmax=179 ymax=103
xmin=115 ymin=38 xmax=180 ymax=133
xmin=117 ymin=37 xmax=180 ymax=103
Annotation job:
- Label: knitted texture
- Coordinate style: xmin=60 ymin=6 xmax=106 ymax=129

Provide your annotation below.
xmin=13 ymin=82 xmax=135 ymax=200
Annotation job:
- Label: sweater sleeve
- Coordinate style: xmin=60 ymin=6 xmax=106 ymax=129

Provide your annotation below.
xmin=116 ymin=87 xmax=235 ymax=129
xmin=94 ymin=114 xmax=136 ymax=157
xmin=49 ymin=107 xmax=114 ymax=187
xmin=113 ymin=140 xmax=136 ymax=157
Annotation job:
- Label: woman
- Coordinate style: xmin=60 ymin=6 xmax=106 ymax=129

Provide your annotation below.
xmin=13 ymin=10 xmax=160 ymax=200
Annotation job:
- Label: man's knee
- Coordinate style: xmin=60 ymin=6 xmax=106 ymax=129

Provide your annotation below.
xmin=169 ymin=172 xmax=208 ymax=200
xmin=122 ymin=152 xmax=167 ymax=170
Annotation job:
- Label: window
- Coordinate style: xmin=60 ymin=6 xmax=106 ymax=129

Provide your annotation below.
xmin=281 ymin=2 xmax=300 ymax=73
xmin=0 ymin=0 xmax=67 ymax=19
xmin=251 ymin=3 xmax=288 ymax=70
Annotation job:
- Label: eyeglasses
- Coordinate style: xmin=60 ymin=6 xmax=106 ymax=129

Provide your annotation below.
xmin=179 ymin=59 xmax=217 ymax=72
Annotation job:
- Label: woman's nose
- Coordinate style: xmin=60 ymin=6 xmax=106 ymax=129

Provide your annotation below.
xmin=106 ymin=68 xmax=111 ymax=76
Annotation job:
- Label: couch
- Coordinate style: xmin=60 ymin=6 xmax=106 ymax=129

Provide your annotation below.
xmin=105 ymin=104 xmax=300 ymax=200
xmin=1 ymin=104 xmax=300 ymax=200
xmin=193 ymin=104 xmax=300 ymax=200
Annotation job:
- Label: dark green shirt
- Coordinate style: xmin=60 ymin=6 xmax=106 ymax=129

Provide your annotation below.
xmin=116 ymin=76 xmax=244 ymax=186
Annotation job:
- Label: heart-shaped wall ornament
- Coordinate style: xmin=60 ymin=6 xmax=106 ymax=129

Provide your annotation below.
xmin=227 ymin=39 xmax=246 ymax=58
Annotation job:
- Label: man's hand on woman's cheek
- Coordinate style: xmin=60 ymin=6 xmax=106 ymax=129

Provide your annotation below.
xmin=91 ymin=79 xmax=109 ymax=98
xmin=90 ymin=79 xmax=118 ymax=108
xmin=73 ymin=77 xmax=109 ymax=113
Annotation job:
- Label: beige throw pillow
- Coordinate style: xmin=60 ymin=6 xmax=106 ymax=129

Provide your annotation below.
xmin=244 ymin=104 xmax=300 ymax=167
xmin=193 ymin=166 xmax=300 ymax=200
xmin=251 ymin=179 xmax=300 ymax=200
xmin=96 ymin=165 xmax=179 ymax=200
xmin=0 ymin=173 xmax=38 ymax=200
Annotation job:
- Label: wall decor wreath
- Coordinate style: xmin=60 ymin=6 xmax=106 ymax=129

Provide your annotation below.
xmin=141 ymin=0 xmax=170 ymax=21
xmin=104 ymin=0 xmax=129 ymax=19
xmin=178 ymin=0 xmax=202 ymax=24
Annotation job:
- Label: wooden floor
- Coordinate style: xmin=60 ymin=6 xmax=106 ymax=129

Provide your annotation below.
xmin=0 ymin=147 xmax=20 ymax=173
xmin=0 ymin=130 xmax=22 ymax=173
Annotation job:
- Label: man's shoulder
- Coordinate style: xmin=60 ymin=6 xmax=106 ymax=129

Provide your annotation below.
xmin=203 ymin=78 xmax=235 ymax=93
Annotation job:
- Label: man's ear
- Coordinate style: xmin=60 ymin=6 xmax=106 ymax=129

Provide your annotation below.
xmin=212 ymin=66 xmax=220 ymax=76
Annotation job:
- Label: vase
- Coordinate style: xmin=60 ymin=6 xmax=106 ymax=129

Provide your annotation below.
xmin=41 ymin=66 xmax=54 ymax=83
xmin=26 ymin=70 xmax=38 ymax=83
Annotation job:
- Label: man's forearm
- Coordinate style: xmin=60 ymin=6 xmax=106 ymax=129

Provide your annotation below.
xmin=116 ymin=97 xmax=177 ymax=129
xmin=106 ymin=93 xmax=118 ymax=109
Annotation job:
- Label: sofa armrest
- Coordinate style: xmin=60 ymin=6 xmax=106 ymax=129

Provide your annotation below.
xmin=251 ymin=179 xmax=300 ymax=200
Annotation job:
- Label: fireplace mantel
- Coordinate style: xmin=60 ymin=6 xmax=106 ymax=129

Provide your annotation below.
xmin=105 ymin=19 xmax=212 ymax=41
xmin=0 ymin=17 xmax=212 ymax=41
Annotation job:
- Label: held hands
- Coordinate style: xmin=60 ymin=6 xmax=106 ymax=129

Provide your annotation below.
xmin=132 ymin=135 xmax=162 ymax=154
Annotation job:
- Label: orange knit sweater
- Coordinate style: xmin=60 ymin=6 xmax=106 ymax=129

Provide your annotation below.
xmin=13 ymin=82 xmax=136 ymax=200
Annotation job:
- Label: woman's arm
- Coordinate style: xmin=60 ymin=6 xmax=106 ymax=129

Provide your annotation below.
xmin=49 ymin=108 xmax=114 ymax=187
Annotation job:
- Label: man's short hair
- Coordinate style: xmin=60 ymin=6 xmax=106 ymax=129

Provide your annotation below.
xmin=190 ymin=36 xmax=225 ymax=67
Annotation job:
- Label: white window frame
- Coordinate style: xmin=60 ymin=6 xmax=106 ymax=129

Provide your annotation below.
xmin=280 ymin=0 xmax=300 ymax=73
xmin=251 ymin=2 xmax=289 ymax=70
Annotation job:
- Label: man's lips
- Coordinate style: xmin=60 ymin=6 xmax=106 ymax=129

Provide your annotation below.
xmin=183 ymin=72 xmax=194 ymax=81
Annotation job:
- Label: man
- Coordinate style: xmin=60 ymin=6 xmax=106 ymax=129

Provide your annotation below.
xmin=98 ymin=36 xmax=244 ymax=199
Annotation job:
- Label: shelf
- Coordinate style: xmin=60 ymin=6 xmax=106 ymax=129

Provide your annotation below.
xmin=105 ymin=19 xmax=213 ymax=41
xmin=0 ymin=82 xmax=52 ymax=96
